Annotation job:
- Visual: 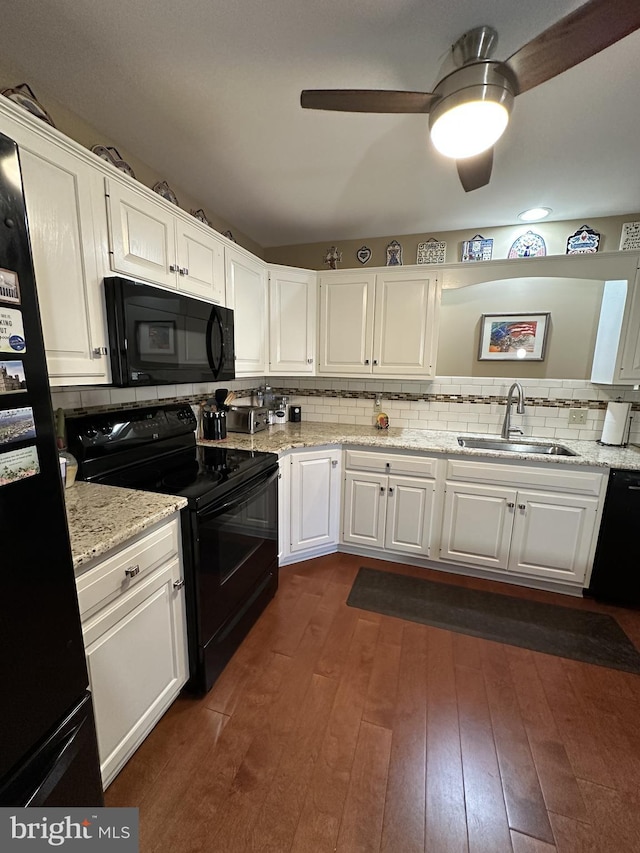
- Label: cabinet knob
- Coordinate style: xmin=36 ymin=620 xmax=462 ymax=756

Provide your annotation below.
xmin=331 ymin=459 xmax=338 ymax=467
xmin=507 ymin=502 xmax=515 ymax=508
xmin=380 ymin=486 xmax=385 ymax=494
xmin=373 ymin=359 xmax=378 ymax=365
xmin=307 ymin=358 xmax=313 ymax=364
xmin=388 ymin=487 xmax=394 ymax=495
xmin=180 ymin=267 xmax=189 ymax=276
xmin=124 ymin=564 xmax=140 ymax=578
xmin=518 ymin=504 xmax=526 ymax=510
xmin=169 ymin=263 xmax=179 ymax=272
xmin=92 ymin=347 xmax=108 ymax=357
xmin=364 ymin=358 xmax=370 ymax=365
xmin=173 ymin=578 xmax=185 ymax=590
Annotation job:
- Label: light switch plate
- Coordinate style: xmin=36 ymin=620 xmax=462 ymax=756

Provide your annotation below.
xmin=568 ymin=408 xmax=588 ymax=425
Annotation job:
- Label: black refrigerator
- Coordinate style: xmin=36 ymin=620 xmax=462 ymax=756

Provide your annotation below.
xmin=0 ymin=131 xmax=103 ymax=806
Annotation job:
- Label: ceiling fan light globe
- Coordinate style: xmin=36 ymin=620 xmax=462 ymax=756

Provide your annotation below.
xmin=430 ymin=100 xmax=509 ymax=159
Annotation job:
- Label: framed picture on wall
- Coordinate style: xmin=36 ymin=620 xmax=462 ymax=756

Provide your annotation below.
xmin=478 ymin=312 xmax=550 ymax=361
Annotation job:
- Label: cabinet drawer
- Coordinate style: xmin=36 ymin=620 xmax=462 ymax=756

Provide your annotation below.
xmin=345 ymin=449 xmax=438 ymax=478
xmin=76 ymin=518 xmax=180 ymax=619
xmin=446 ymin=458 xmax=604 ymax=496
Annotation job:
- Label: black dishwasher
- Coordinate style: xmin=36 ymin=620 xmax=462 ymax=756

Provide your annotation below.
xmin=587 ymin=469 xmax=640 ymax=606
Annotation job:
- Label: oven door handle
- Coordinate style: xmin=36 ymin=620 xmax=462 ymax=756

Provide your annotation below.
xmin=200 ymin=466 xmax=278 ymax=518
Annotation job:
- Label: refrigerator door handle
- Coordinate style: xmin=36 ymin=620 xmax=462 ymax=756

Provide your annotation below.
xmin=26 ymin=719 xmax=88 ymax=806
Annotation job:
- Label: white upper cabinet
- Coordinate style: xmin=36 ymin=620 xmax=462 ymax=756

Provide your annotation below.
xmin=225 ymin=246 xmax=268 ymax=375
xmin=105 ymin=179 xmax=225 ymax=303
xmin=0 ymin=101 xmax=110 ymax=385
xmin=318 ymin=269 xmax=440 ymax=378
xmin=591 ymin=268 xmax=640 ymax=384
xmin=268 ymin=266 xmax=317 ymax=375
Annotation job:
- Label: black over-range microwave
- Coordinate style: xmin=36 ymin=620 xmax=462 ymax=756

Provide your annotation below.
xmin=104 ymin=276 xmax=235 ymax=387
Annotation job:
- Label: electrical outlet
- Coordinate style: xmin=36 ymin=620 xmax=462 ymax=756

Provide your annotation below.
xmin=568 ymin=408 xmax=588 ymax=425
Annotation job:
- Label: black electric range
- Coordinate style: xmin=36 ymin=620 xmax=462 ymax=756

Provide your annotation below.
xmin=67 ymin=404 xmax=279 ymax=693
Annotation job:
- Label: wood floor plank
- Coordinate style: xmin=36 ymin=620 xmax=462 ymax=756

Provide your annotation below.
xmin=335 ymin=721 xmax=392 ymax=853
xmin=548 ymin=812 xmax=602 ymax=853
xmin=575 ymin=779 xmax=640 ymax=853
xmin=425 ymin=629 xmax=469 ymax=853
xmin=290 ymin=616 xmax=380 ymax=853
xmin=245 ymin=673 xmax=338 ymax=852
xmin=534 ymin=655 xmax=614 ymax=789
xmin=510 ymin=830 xmax=557 ymax=853
xmin=456 ymin=662 xmax=513 ymax=853
xmin=481 ymin=642 xmax=554 ymax=844
xmin=506 ymin=648 xmax=588 ymax=823
xmin=380 ymin=622 xmax=428 ymax=853
xmin=362 ymin=621 xmax=402 ymax=730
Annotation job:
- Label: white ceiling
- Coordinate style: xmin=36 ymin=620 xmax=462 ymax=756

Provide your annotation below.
xmin=2 ymin=0 xmax=640 ymax=248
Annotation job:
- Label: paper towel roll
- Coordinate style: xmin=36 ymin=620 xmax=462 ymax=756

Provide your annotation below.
xmin=600 ymin=401 xmax=631 ymax=446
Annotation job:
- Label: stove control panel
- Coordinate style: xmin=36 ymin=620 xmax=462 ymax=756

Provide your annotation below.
xmin=67 ymin=404 xmax=197 ymax=454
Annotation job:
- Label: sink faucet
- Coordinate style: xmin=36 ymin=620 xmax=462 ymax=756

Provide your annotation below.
xmin=501 ymin=382 xmax=525 ymax=439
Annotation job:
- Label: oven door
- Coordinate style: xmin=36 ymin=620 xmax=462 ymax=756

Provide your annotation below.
xmin=192 ymin=466 xmax=278 ymax=653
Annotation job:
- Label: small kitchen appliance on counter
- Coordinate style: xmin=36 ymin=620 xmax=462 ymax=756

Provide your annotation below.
xmin=226 ymin=404 xmax=268 ymax=434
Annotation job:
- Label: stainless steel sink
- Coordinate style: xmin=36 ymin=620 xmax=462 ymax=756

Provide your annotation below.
xmin=457 ymin=436 xmax=577 ymax=456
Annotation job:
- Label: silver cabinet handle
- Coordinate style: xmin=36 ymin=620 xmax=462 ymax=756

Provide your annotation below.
xmin=173 ymin=579 xmax=185 ymax=590
xmin=125 ymin=564 xmax=140 ymax=578
xmin=331 ymin=459 xmax=338 ymax=467
xmin=373 ymin=359 xmax=378 ymax=365
xmin=92 ymin=347 xmax=108 ymax=357
xmin=364 ymin=359 xmax=370 ymax=365
xmin=518 ymin=504 xmax=526 ymax=510
xmin=307 ymin=358 xmax=313 ymax=364
xmin=380 ymin=486 xmax=385 ymax=494
xmin=169 ymin=264 xmax=179 ymax=272
xmin=388 ymin=487 xmax=394 ymax=495
xmin=180 ymin=267 xmax=189 ymax=276
xmin=507 ymin=502 xmax=515 ymax=508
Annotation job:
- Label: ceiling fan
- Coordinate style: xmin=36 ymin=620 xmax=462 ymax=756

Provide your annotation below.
xmin=301 ymin=0 xmax=640 ymax=192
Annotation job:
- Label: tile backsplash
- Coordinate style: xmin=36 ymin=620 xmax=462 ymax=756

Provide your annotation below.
xmin=51 ymin=375 xmax=640 ymax=446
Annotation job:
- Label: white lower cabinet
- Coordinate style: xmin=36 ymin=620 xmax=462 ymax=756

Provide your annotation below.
xmin=439 ymin=460 xmax=605 ymax=586
xmin=342 ymin=450 xmax=438 ymax=558
xmin=75 ymin=516 xmax=188 ymax=788
xmin=279 ymin=448 xmax=342 ymax=564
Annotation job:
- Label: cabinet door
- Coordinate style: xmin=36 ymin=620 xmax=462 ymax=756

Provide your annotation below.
xmin=82 ymin=558 xmax=187 ymax=788
xmin=619 ymin=274 xmax=640 ymax=381
xmin=384 ymin=475 xmax=435 ymax=557
xmin=290 ymin=449 xmax=341 ymax=553
xmin=508 ymin=490 xmax=599 ymax=584
xmin=318 ymin=274 xmax=375 ymax=374
xmin=373 ymin=272 xmax=438 ymax=377
xmin=268 ymin=268 xmax=317 ymax=374
xmin=440 ymin=482 xmax=516 ymax=570
xmin=105 ymin=179 xmax=177 ymax=289
xmin=176 ymin=220 xmax=225 ymax=304
xmin=225 ymin=247 xmax=268 ymax=375
xmin=342 ymin=470 xmax=387 ymax=548
xmin=19 ymin=144 xmax=109 ymax=383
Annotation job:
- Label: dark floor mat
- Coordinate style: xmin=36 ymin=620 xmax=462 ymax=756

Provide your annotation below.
xmin=347 ymin=567 xmax=640 ymax=674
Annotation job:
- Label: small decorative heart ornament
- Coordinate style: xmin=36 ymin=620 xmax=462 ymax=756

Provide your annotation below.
xmin=356 ymin=245 xmax=372 ymax=265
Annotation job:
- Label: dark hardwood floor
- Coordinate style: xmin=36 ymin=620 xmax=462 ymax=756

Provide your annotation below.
xmin=105 ymin=553 xmax=640 ymax=852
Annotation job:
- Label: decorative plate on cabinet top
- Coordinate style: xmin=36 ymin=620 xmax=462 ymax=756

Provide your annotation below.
xmin=1 ymin=83 xmax=55 ymax=127
xmin=190 ymin=208 xmax=210 ymax=226
xmin=90 ymin=145 xmax=136 ymax=179
xmin=152 ymin=181 xmax=179 ymax=206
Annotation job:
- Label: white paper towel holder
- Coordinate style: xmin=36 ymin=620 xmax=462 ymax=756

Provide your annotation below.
xmin=597 ymin=400 xmax=632 ymax=447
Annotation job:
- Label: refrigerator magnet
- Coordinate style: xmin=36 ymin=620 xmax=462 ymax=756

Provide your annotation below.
xmin=0 ymin=406 xmax=36 ymax=446
xmin=0 ymin=444 xmax=40 ymax=486
xmin=0 ymin=268 xmax=20 ymax=305
xmin=0 ymin=360 xmax=26 ymax=394
xmin=0 ymin=307 xmax=26 ymax=353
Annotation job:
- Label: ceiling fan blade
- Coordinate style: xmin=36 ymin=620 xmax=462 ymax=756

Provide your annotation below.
xmin=507 ymin=0 xmax=640 ymax=94
xmin=300 ymin=89 xmax=436 ymax=113
xmin=456 ymin=149 xmax=493 ymax=192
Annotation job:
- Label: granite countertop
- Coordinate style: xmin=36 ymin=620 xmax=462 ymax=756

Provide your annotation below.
xmin=65 ymin=481 xmax=187 ymax=571
xmin=198 ymin=422 xmax=640 ymax=470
